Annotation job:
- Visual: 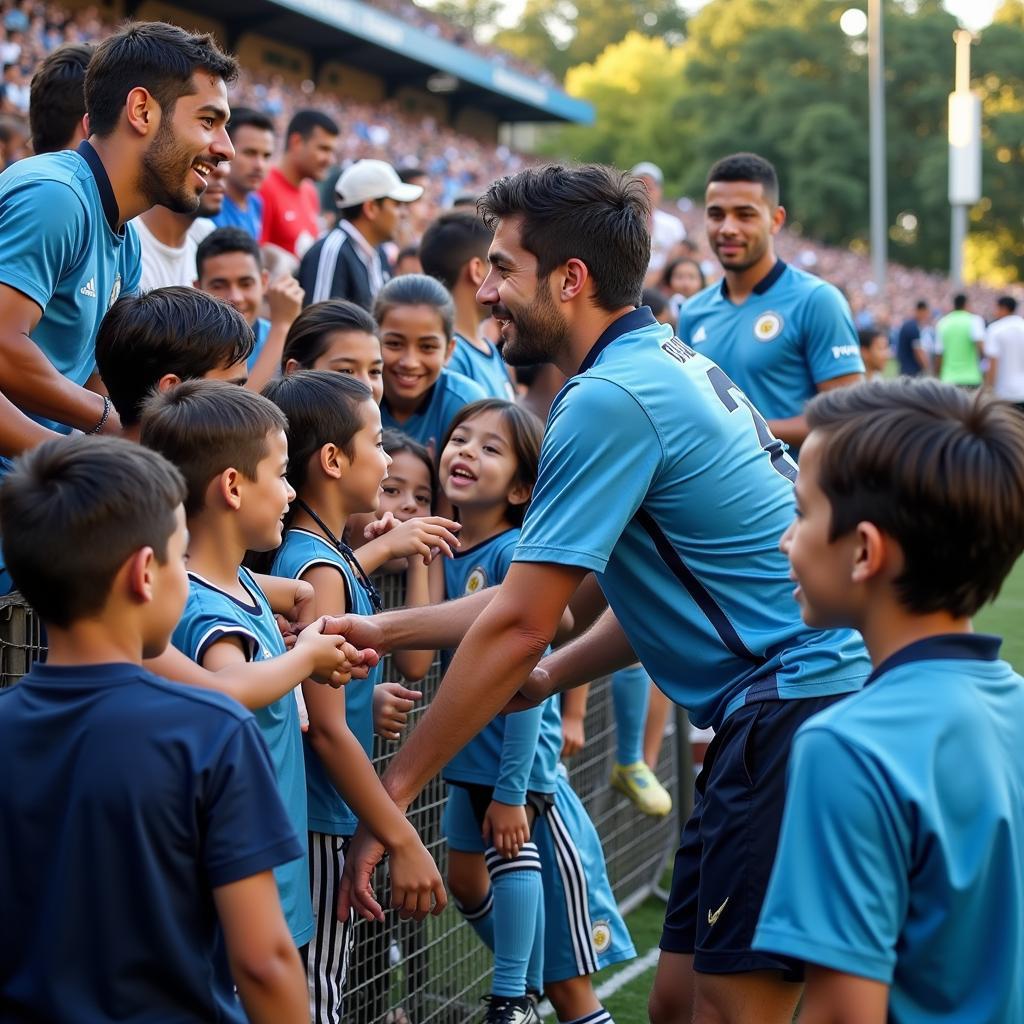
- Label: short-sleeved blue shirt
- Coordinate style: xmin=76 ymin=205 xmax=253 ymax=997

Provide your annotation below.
xmin=514 ymin=307 xmax=868 ymax=730
xmin=0 ymin=142 xmax=142 ymax=433
xmin=448 ymin=333 xmax=516 ymax=400
xmin=212 ymin=191 xmax=263 ymax=239
xmin=272 ymin=528 xmax=381 ymax=836
xmin=755 ymin=634 xmax=1024 ymax=1023
xmin=171 ymin=567 xmax=313 ymax=946
xmin=381 ymin=368 xmax=487 ymax=456
xmin=677 ymin=261 xmax=863 ymax=422
xmin=443 ymin=529 xmax=561 ymax=801
xmin=0 ymin=661 xmax=301 ymax=1023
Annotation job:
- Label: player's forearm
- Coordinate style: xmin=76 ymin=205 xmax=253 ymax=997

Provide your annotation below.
xmin=767 ymin=413 xmax=809 ymax=448
xmin=382 ymin=592 xmax=554 ymax=809
xmin=539 ymin=607 xmax=637 ymax=695
xmin=379 ymin=586 xmax=496 ymax=653
xmin=231 ymin=943 xmax=309 ymax=1024
xmin=354 ymin=534 xmax=399 ymax=575
xmin=0 ymin=390 xmax=59 ymax=456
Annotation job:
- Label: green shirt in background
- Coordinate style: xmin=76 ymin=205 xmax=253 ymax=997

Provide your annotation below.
xmin=936 ymin=309 xmax=983 ymax=386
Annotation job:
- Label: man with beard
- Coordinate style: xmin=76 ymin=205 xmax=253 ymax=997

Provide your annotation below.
xmin=677 ymin=153 xmax=863 ymax=453
xmin=331 ymin=164 xmax=870 ymax=1024
xmin=0 ymin=20 xmax=236 ymax=458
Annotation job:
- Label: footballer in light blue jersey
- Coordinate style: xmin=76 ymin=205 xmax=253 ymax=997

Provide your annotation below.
xmin=0 ymin=142 xmax=142 ymax=434
xmin=756 ymin=635 xmax=1024 ymax=1023
xmin=271 ymin=528 xmax=380 ymax=836
xmin=516 ymin=307 xmax=869 ymax=732
xmin=381 ymin=368 xmax=487 ymax=456
xmin=448 ymin=333 xmax=516 ymax=400
xmin=171 ymin=566 xmax=313 ymax=948
xmin=677 ymin=260 xmax=863 ymax=425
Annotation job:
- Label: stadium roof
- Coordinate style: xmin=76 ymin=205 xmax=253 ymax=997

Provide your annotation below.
xmin=160 ymin=0 xmax=595 ymax=125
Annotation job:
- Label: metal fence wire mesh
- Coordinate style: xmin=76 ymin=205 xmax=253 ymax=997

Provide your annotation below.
xmin=1 ymin=574 xmax=681 ymax=1023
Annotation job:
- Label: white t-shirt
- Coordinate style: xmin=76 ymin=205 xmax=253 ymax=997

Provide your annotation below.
xmin=649 ymin=208 xmax=686 ymax=275
xmin=984 ymin=314 xmax=1024 ymax=402
xmin=134 ymin=217 xmax=216 ymax=292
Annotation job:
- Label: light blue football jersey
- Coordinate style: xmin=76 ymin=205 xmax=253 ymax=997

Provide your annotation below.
xmin=444 ymin=528 xmax=561 ymax=800
xmin=514 ymin=307 xmax=869 ymax=730
xmin=448 ymin=333 xmax=516 ymax=400
xmin=677 ymin=261 xmax=863 ymax=423
xmin=0 ymin=142 xmax=141 ymax=434
xmin=248 ymin=317 xmax=272 ymax=373
xmin=171 ymin=567 xmax=313 ymax=947
xmin=381 ymin=368 xmax=487 ymax=456
xmin=271 ymin=528 xmax=380 ymax=836
xmin=755 ymin=634 xmax=1024 ymax=1023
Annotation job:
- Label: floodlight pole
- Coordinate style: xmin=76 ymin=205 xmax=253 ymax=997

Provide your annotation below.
xmin=948 ymin=30 xmax=980 ymax=287
xmin=868 ymin=0 xmax=887 ymax=294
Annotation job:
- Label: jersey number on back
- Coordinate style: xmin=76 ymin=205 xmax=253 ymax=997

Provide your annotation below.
xmin=706 ymin=366 xmax=798 ymax=482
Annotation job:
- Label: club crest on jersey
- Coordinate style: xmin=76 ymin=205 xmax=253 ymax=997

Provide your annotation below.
xmin=464 ymin=567 xmax=488 ymax=595
xmin=108 ymin=273 xmax=122 ymax=310
xmin=753 ymin=312 xmax=783 ymax=342
xmin=592 ymin=920 xmax=612 ymax=953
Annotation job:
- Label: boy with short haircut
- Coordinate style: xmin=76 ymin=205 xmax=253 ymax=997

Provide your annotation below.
xmin=0 ymin=435 xmax=308 ymax=1023
xmin=96 ymin=287 xmax=253 ymax=440
xmin=754 ymin=378 xmax=1024 ymax=1022
xmin=142 ymin=380 xmax=352 ymax=950
xmin=195 ymin=226 xmax=304 ymax=391
xmin=419 ymin=211 xmax=515 ymax=399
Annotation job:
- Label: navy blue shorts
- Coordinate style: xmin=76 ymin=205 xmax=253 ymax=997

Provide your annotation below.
xmin=660 ymin=693 xmax=845 ymax=977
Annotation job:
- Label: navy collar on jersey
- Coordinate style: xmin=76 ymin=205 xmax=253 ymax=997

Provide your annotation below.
xmin=577 ymin=306 xmax=656 ymax=375
xmin=719 ymin=258 xmax=787 ymax=299
xmin=868 ymin=632 xmax=1002 ymax=686
xmin=77 ymin=140 xmax=121 ymax=234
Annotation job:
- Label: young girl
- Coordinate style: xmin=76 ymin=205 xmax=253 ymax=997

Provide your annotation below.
xmin=282 ymin=299 xmax=384 ymax=403
xmin=437 ymin=400 xmax=633 ymax=1024
xmin=374 ymin=274 xmax=487 ymax=456
xmin=263 ymin=370 xmax=445 ymax=1024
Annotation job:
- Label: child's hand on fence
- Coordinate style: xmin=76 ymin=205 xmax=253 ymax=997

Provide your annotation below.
xmin=561 ymin=711 xmax=586 ymax=759
xmin=339 ymin=825 xmax=387 ymax=922
xmin=374 ymin=682 xmax=423 ymax=740
xmin=482 ymin=800 xmax=530 ymax=860
xmin=388 ymin=832 xmax=448 ymax=921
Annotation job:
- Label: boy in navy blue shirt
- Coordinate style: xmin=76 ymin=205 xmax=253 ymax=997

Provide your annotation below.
xmin=0 ymin=435 xmax=309 ymax=1022
xmin=755 ymin=379 xmax=1024 ymax=1022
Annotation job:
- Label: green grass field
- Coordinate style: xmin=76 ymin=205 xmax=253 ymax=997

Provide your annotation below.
xmin=587 ymin=558 xmax=1024 ymax=1023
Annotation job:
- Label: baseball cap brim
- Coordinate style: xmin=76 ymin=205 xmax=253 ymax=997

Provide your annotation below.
xmin=389 ymin=182 xmax=425 ymax=203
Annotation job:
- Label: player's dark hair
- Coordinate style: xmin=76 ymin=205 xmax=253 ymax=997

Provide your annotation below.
xmin=383 ymin=428 xmax=436 ymax=511
xmin=661 ymin=256 xmax=705 ymax=294
xmin=29 ymin=42 xmax=92 ymax=153
xmin=806 ymin=378 xmax=1024 ymax=618
xmin=86 ymin=21 xmax=238 ymax=138
xmin=282 ymin=300 xmax=379 ymax=371
xmin=195 ymin=226 xmax=262 ymax=279
xmin=478 ymin=164 xmax=649 ymax=311
xmin=140 ymin=380 xmax=286 ymax=517
xmin=96 ymin=288 xmax=254 ymax=428
xmin=374 ymin=274 xmax=454 ymax=339
xmin=226 ymin=105 xmax=274 ymax=139
xmin=706 ymin=152 xmax=780 ymax=206
xmin=998 ymin=296 xmax=1018 ymax=314
xmin=420 ymin=212 xmax=492 ymax=291
xmin=262 ymin=371 xmax=372 ymax=500
xmin=441 ymin=399 xmax=543 ymax=527
xmin=286 ymin=108 xmax=338 ymax=144
xmin=953 ymin=293 xmax=968 ymax=310
xmin=0 ymin=436 xmax=185 ymax=627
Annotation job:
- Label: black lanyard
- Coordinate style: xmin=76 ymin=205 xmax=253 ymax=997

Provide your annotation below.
xmin=295 ymin=499 xmax=383 ymax=613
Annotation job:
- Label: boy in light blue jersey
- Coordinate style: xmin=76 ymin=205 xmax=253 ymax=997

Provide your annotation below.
xmin=754 ymin=379 xmax=1024 ymax=1023
xmin=142 ymin=380 xmax=355 ymax=951
xmin=328 ymin=165 xmax=870 ymax=1024
xmin=677 ymin=153 xmax=863 ymax=454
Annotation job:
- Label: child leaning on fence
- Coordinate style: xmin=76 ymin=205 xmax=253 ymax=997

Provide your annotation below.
xmin=0 ymin=436 xmax=309 ymax=1023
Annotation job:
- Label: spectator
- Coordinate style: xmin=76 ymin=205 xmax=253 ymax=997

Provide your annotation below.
xmin=935 ymin=293 xmax=984 ymax=387
xmin=984 ymin=296 xmax=1024 ymax=406
xmin=300 ymin=159 xmax=422 ymax=310
xmin=631 ymin=161 xmax=686 ymax=285
xmin=397 ymin=164 xmax=437 ymax=246
xmin=1 ymin=60 xmax=29 ymax=114
xmin=895 ymin=299 xmax=932 ymax=377
xmin=212 ymin=106 xmax=274 ymax=239
xmin=660 ymin=256 xmax=705 ymax=322
xmin=0 ymin=110 xmax=26 ymax=165
xmin=858 ymin=326 xmax=892 ymax=381
xmin=260 ymin=107 xmax=338 ymax=258
xmin=28 ymin=42 xmax=91 ymax=154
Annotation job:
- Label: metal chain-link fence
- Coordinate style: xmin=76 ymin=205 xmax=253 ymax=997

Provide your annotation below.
xmin=1 ymin=576 xmax=682 ymax=1023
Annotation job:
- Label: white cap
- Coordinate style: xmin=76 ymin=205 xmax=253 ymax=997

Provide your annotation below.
xmin=335 ymin=160 xmax=424 ymax=206
xmin=630 ymin=161 xmax=664 ymax=184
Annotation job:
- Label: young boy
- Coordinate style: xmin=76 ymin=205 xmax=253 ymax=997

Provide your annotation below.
xmin=0 ymin=436 xmax=309 ymax=1022
xmin=419 ymin=211 xmax=515 ymax=399
xmin=96 ymin=287 xmax=254 ymax=441
xmin=195 ymin=226 xmax=305 ymax=390
xmin=754 ymin=378 xmax=1024 ymax=1022
xmin=141 ymin=380 xmax=353 ymax=950
xmin=857 ymin=326 xmax=892 ymax=381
